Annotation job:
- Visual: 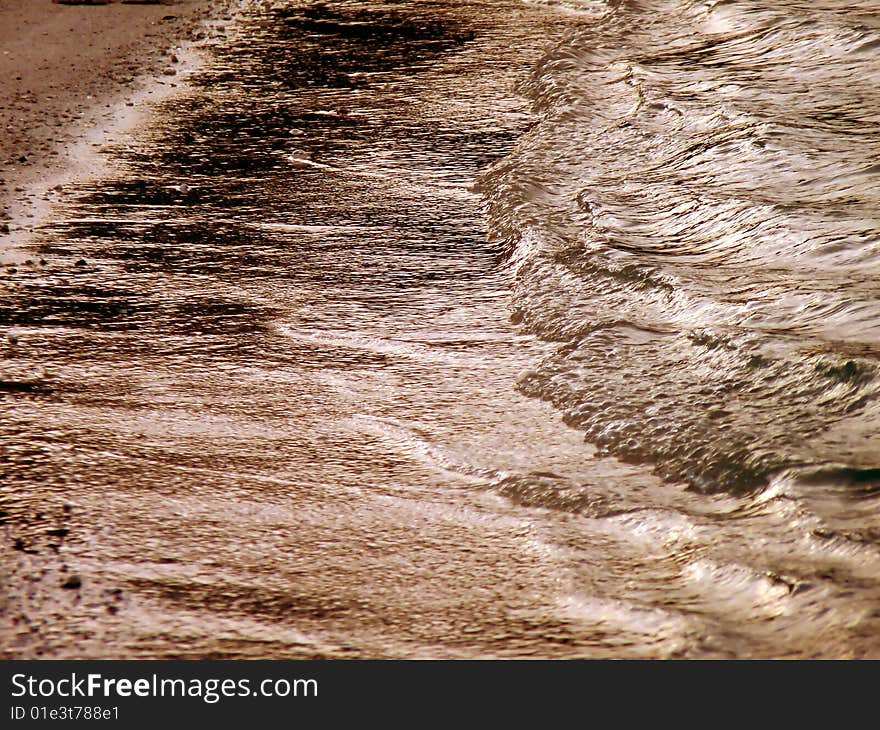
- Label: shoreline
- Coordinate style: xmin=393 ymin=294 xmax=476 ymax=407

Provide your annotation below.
xmin=0 ymin=0 xmax=239 ymax=263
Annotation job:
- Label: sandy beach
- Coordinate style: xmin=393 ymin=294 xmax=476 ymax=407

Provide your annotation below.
xmin=0 ymin=0 xmax=232 ymax=262
xmin=3 ymin=0 xmax=880 ymax=661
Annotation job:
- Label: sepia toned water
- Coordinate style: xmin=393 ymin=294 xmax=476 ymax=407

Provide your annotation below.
xmin=2 ymin=0 xmax=880 ymax=658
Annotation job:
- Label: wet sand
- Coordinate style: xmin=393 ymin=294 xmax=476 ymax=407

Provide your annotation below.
xmin=1 ymin=0 xmax=671 ymax=660
xmin=4 ymin=0 xmax=880 ymax=660
xmin=0 ymin=0 xmax=234 ymax=261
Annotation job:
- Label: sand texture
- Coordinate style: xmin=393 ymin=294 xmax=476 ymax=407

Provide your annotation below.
xmin=0 ymin=0 xmax=233 ymax=259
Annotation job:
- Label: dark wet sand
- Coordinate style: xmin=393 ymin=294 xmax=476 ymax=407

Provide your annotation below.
xmin=0 ymin=0 xmax=234 ymax=261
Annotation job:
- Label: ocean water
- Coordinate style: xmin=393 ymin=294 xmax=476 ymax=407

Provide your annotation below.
xmin=2 ymin=0 xmax=880 ymax=658
xmin=487 ymin=0 xmax=880 ymax=494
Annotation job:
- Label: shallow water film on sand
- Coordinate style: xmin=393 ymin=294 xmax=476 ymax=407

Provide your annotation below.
xmin=2 ymin=0 xmax=880 ymax=658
